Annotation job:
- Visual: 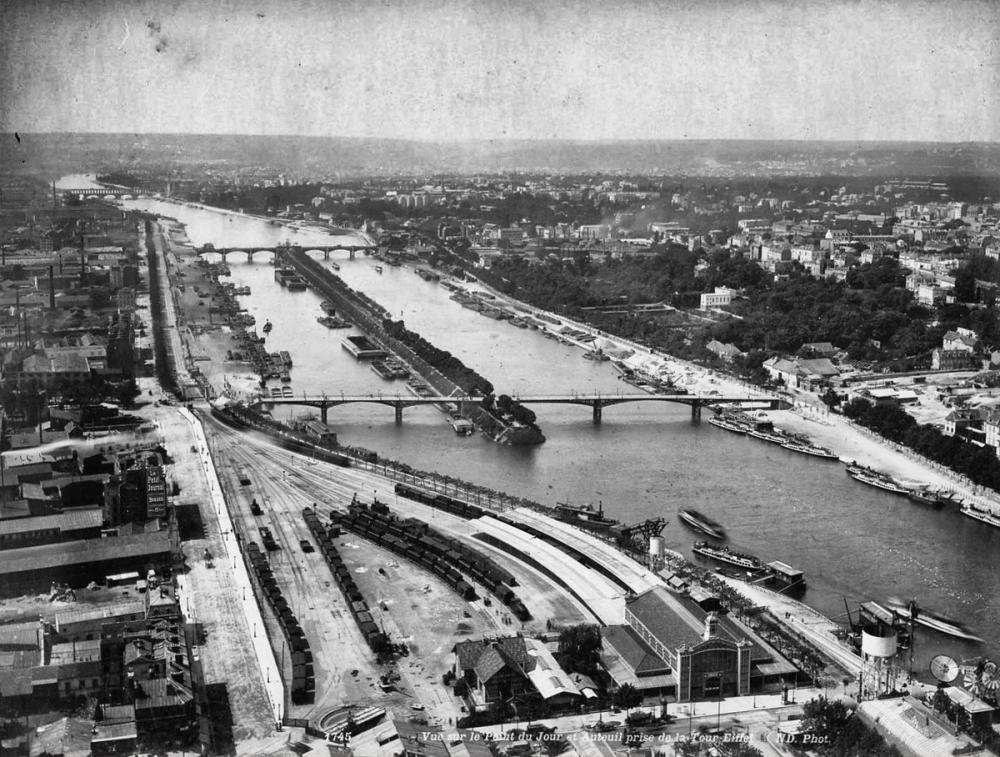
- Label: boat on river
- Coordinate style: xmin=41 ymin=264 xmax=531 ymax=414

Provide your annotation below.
xmin=846 ymin=465 xmax=909 ymax=495
xmin=262 ymin=320 xmax=273 ymax=335
xmin=961 ymin=505 xmax=1000 ymax=530
xmin=849 ymin=470 xmax=909 ymax=494
xmin=707 ymin=415 xmax=749 ymax=434
xmin=780 ymin=441 xmax=840 ymax=460
xmin=330 ymin=261 xmax=340 ymax=270
xmin=746 ymin=427 xmax=788 ymax=444
xmin=678 ymin=508 xmax=726 ymax=540
xmin=692 ymin=542 xmax=766 ymax=573
xmin=885 ymin=598 xmax=983 ymax=642
xmin=906 ymin=487 xmax=950 ymax=508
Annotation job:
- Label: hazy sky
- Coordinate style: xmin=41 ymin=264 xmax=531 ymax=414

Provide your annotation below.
xmin=2 ymin=0 xmax=998 ymax=142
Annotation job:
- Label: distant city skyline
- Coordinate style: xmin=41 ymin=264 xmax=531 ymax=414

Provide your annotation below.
xmin=2 ymin=0 xmax=998 ymax=144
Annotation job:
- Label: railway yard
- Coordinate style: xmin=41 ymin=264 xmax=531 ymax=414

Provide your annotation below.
xmin=201 ymin=413 xmax=598 ymax=729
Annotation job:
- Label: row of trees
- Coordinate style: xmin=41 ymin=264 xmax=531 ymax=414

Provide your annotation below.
xmin=382 ymin=318 xmax=494 ymax=395
xmin=841 ymin=398 xmax=1000 ymax=492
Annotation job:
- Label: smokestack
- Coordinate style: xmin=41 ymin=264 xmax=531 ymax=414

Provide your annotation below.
xmin=80 ymin=236 xmax=86 ymax=285
xmin=49 ymin=266 xmax=55 ymax=309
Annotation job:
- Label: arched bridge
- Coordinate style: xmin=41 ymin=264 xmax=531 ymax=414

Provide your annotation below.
xmin=198 ymin=244 xmax=372 ymax=262
xmin=252 ymin=392 xmax=782 ymax=425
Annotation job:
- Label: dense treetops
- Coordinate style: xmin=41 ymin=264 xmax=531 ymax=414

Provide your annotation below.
xmin=491 ymin=250 xmax=1000 ymax=371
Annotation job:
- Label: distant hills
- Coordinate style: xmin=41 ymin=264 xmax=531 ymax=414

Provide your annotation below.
xmin=3 ymin=132 xmax=999 ymax=178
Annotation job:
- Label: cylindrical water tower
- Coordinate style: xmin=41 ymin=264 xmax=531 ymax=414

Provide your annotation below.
xmin=860 ymin=623 xmax=899 ymax=700
xmin=649 ymin=535 xmax=664 ymax=569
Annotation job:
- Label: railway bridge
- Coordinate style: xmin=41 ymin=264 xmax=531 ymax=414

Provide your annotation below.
xmin=252 ymin=392 xmax=782 ymax=425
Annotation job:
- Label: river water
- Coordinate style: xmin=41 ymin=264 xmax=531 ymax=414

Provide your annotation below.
xmin=123 ymin=197 xmax=1000 ymax=676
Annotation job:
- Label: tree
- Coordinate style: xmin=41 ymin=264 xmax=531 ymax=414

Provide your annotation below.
xmin=556 ymin=624 xmax=602 ymax=676
xmin=800 ymin=696 xmax=852 ymax=744
xmin=613 ymin=683 xmax=643 ymax=712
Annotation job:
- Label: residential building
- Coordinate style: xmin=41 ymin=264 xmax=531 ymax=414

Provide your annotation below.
xmin=699 ymin=287 xmax=736 ymax=310
xmin=706 ymin=340 xmax=744 ymax=362
xmin=452 ymin=635 xmax=580 ymax=712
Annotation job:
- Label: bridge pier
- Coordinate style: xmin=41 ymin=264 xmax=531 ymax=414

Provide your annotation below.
xmin=394 ymin=404 xmax=403 ymax=424
xmin=321 ymin=406 xmax=328 ymax=425
xmin=349 ymin=249 xmax=356 ymax=259
xmin=247 ymin=250 xmax=254 ymax=262
xmin=323 ymin=250 xmax=330 ymax=260
xmin=219 ymin=251 xmax=228 ymax=263
xmin=593 ymin=403 xmax=602 ymax=424
xmin=690 ymin=402 xmax=702 ymax=422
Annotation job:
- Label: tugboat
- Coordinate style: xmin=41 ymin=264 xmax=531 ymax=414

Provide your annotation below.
xmin=262 ymin=320 xmax=273 ymax=335
xmin=678 ymin=509 xmax=726 ymax=540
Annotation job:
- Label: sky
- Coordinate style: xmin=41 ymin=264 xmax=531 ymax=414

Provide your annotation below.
xmin=2 ymin=0 xmax=999 ymax=142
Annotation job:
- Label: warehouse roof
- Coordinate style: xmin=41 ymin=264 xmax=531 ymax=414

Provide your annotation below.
xmin=0 ymin=532 xmax=172 ymax=577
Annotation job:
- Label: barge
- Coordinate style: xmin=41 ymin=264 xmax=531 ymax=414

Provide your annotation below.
xmin=342 ymin=335 xmax=388 ymax=360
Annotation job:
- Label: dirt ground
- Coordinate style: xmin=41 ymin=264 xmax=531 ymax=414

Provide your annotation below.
xmin=200 ymin=419 xmax=597 ymax=734
xmin=163 ymin=235 xmax=260 ymax=399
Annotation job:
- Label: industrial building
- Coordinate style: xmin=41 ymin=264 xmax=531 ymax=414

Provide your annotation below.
xmin=0 ymin=531 xmax=175 ymax=597
xmin=601 ymin=586 xmax=798 ymax=701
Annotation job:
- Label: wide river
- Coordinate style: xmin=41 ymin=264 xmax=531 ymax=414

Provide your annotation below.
xmin=124 ymin=197 xmax=999 ymax=676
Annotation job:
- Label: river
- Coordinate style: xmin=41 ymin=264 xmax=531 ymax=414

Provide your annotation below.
xmin=122 ymin=196 xmax=1000 ymax=677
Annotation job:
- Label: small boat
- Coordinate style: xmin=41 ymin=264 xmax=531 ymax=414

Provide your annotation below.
xmin=707 ymin=415 xmax=748 ymax=434
xmin=374 ymin=265 xmax=383 ymax=274
xmin=692 ymin=542 xmax=766 ymax=573
xmin=262 ymin=320 xmax=273 ymax=335
xmin=906 ymin=488 xmax=949 ymax=508
xmin=780 ymin=441 xmax=840 ymax=460
xmin=745 ymin=428 xmax=788 ymax=444
xmin=961 ymin=505 xmax=1000 ymax=530
xmin=330 ymin=261 xmax=341 ymax=270
xmin=281 ymin=386 xmax=294 ymax=398
xmin=886 ymin=598 xmax=983 ymax=642
xmin=678 ymin=509 xmax=726 ymax=540
xmin=847 ymin=467 xmax=909 ymax=495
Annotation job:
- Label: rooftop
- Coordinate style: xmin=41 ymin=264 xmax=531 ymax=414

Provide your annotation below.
xmin=0 ymin=508 xmax=103 ymax=537
xmin=2 ymin=531 xmax=172 ymax=578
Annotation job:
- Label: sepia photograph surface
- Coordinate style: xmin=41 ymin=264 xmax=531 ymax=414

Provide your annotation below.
xmin=1 ymin=1 xmax=999 ymax=755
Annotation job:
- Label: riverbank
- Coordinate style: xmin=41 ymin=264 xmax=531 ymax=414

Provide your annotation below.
xmin=460 ymin=274 xmax=1000 ymax=520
